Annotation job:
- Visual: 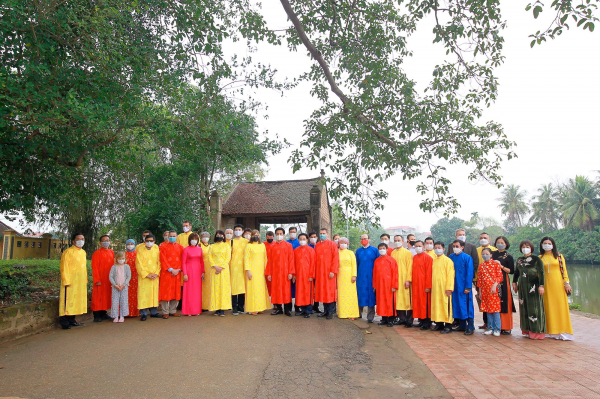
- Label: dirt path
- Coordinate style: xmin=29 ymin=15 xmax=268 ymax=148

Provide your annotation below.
xmin=0 ymin=313 xmax=448 ymax=398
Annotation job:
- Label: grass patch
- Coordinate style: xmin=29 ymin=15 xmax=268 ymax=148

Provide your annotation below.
xmin=0 ymin=259 xmax=92 ymax=307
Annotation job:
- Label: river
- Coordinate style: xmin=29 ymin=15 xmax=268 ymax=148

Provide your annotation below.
xmin=568 ymin=263 xmax=600 ymax=316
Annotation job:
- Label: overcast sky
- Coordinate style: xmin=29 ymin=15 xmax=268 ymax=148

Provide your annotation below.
xmin=3 ymin=2 xmax=598 ymax=234
xmin=247 ymin=2 xmax=600 ymax=232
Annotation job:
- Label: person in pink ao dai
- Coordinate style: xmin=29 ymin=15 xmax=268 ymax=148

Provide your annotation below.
xmin=182 ymin=233 xmax=206 ymax=316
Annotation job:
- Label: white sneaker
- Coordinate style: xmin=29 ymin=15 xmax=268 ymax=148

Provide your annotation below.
xmin=493 ymin=331 xmax=500 ymax=337
xmin=483 ymin=329 xmax=493 ymax=335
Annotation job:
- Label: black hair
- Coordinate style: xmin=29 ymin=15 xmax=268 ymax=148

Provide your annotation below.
xmin=424 ymin=236 xmax=434 ymax=243
xmin=289 ymin=226 xmax=297 ymax=233
xmin=145 ymin=234 xmax=155 ymax=241
xmin=519 ymin=240 xmax=534 ymax=253
xmin=452 ymin=239 xmax=465 ymax=248
xmin=243 ymin=228 xmax=252 ymax=233
xmin=143 ymin=230 xmax=152 ymax=234
xmin=99 ymin=234 xmax=110 ymax=242
xmin=481 ymin=247 xmax=493 ymax=255
xmin=233 ymin=224 xmax=244 ymax=230
xmin=298 ymin=233 xmax=308 ymax=240
xmin=320 ymin=227 xmax=328 ymax=232
xmin=480 ymin=232 xmax=489 ymax=237
xmin=380 ymin=233 xmax=390 ymax=239
xmin=434 ymin=241 xmax=445 ymax=249
xmin=494 ymin=236 xmax=510 ymax=250
xmin=214 ymin=230 xmax=225 ymax=241
xmin=414 ymin=240 xmax=423 ymax=245
xmin=275 ymin=227 xmax=285 ymax=234
xmin=309 ymin=231 xmax=317 ymax=237
xmin=71 ymin=232 xmax=84 ymax=241
xmin=266 ymin=231 xmax=274 ymax=237
xmin=378 ymin=243 xmax=388 ymax=249
xmin=540 ymin=236 xmax=559 ymax=259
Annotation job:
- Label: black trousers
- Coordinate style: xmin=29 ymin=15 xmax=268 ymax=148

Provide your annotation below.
xmin=483 ymin=312 xmax=488 ymax=324
xmin=232 ymin=294 xmax=245 ymax=312
xmin=396 ymin=309 xmax=413 ymax=325
xmin=59 ymin=315 xmax=76 ymax=328
xmin=275 ymin=303 xmax=292 ymax=312
xmin=93 ymin=310 xmax=108 ymax=319
xmin=419 ymin=317 xmax=431 ymax=327
xmin=314 ymin=302 xmax=321 ymax=313
xmin=323 ymin=302 xmax=335 ymax=315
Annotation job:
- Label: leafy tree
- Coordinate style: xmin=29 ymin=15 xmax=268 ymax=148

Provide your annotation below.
xmin=529 ymin=183 xmax=560 ymax=232
xmin=430 ymin=217 xmax=465 ymax=247
xmin=559 ymin=175 xmax=599 ymax=231
xmin=498 ymin=184 xmax=529 ymax=235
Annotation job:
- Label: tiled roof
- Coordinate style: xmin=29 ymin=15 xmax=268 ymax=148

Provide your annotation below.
xmin=222 ymin=178 xmax=322 ymax=215
xmin=0 ymin=220 xmax=18 ymax=235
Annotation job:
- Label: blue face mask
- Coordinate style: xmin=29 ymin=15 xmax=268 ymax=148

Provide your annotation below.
xmin=319 ymin=234 xmax=327 ymax=241
xmin=168 ymin=237 xmax=177 ymax=243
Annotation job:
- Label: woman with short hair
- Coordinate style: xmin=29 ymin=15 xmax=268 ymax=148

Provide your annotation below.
xmin=337 ymin=237 xmax=359 ymax=320
xmin=492 ymin=236 xmax=516 ymax=335
xmin=539 ymin=237 xmax=573 ymax=340
xmin=512 ymin=240 xmax=546 ymax=340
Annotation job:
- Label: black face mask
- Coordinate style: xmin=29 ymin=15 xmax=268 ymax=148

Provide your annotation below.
xmin=251 ymin=236 xmax=260 ymax=242
xmin=215 ymin=236 xmax=224 ymax=242
xmin=409 ymin=240 xmax=416 ymax=246
xmin=266 ymin=238 xmax=274 ymax=243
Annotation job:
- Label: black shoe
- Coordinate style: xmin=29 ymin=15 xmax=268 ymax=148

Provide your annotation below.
xmin=453 ymin=326 xmax=466 ymax=332
xmin=464 ymin=329 xmax=474 ymax=336
xmin=295 ymin=311 xmax=303 ymax=316
xmin=392 ymin=317 xmax=402 ymax=325
xmin=326 ymin=313 xmax=333 ymax=320
xmin=304 ymin=313 xmax=311 ymax=318
xmin=101 ymin=313 xmax=112 ymax=320
xmin=387 ymin=322 xmax=394 ymax=327
xmin=441 ymin=327 xmax=452 ymax=334
xmin=150 ymin=313 xmax=161 ymax=318
xmin=271 ymin=310 xmax=283 ymax=315
xmin=70 ymin=322 xmax=84 ymax=327
xmin=378 ymin=320 xmax=387 ymax=325
xmin=501 ymin=330 xmax=511 ymax=335
xmin=416 ymin=321 xmax=423 ymax=328
xmin=93 ymin=317 xmax=101 ymax=323
xmin=317 ymin=312 xmax=328 ymax=318
xmin=404 ymin=323 xmax=413 ymax=328
xmin=140 ymin=315 xmax=147 ymax=321
xmin=431 ymin=324 xmax=442 ymax=331
xmin=367 ymin=319 xmax=374 ymax=324
xmin=420 ymin=324 xmax=431 ymax=330
xmin=61 ymin=325 xmax=71 ymax=330
xmin=284 ymin=311 xmax=292 ymax=317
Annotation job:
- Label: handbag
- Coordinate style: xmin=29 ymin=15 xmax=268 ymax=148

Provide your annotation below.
xmin=557 ymin=253 xmax=571 ymax=296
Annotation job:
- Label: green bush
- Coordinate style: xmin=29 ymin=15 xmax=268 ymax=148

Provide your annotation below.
xmin=569 ymin=303 xmax=582 ymax=311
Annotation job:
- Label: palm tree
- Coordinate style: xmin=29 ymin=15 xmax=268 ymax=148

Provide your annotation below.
xmin=529 ymin=183 xmax=560 ymax=232
xmin=498 ymin=184 xmax=528 ymax=233
xmin=560 ymin=175 xmax=599 ymax=231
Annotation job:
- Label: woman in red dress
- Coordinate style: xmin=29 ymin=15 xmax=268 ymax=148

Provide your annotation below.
xmin=125 ymin=239 xmax=139 ymax=317
xmin=477 ymin=247 xmax=503 ymax=336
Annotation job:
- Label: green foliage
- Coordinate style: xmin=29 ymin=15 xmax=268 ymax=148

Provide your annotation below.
xmin=498 ymin=184 xmax=529 ymax=235
xmin=0 ymin=259 xmax=92 ymax=305
xmin=559 ymin=176 xmax=599 ymax=231
xmin=569 ymin=303 xmax=581 ymax=311
xmin=526 ymin=0 xmax=599 ymax=47
xmin=530 ymin=183 xmax=560 ymax=232
xmin=430 ymin=217 xmax=465 ymax=247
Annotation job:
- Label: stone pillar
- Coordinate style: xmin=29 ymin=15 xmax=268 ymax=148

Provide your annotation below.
xmin=310 ymin=185 xmax=321 ymax=233
xmin=209 ymin=190 xmax=222 ymax=231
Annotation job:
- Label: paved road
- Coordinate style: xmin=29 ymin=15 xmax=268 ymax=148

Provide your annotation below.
xmin=0 ymin=312 xmax=449 ymax=398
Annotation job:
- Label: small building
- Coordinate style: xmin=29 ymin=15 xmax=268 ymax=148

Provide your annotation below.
xmin=211 ymin=172 xmax=332 ymax=233
xmin=385 ymin=226 xmax=416 ymax=238
xmin=1 ymin=222 xmax=66 ymax=260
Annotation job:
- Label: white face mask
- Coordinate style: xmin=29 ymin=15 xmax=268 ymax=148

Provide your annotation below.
xmin=453 ymin=247 xmax=462 ymax=254
xmin=542 ymin=243 xmax=553 ymax=251
xmin=117 ymin=259 xmax=125 ymax=264
xmin=75 ymin=240 xmax=85 ymax=248
xmin=379 ymin=249 xmax=387 ymax=256
xmin=382 ymin=239 xmax=390 ymax=245
xmin=290 ymin=233 xmax=297 ymax=239
xmin=482 ymin=254 xmax=492 ymax=261
xmin=434 ymin=248 xmax=444 ymax=256
xmin=299 ymin=240 xmax=307 ymax=246
xmin=225 ymin=233 xmax=233 ymax=240
xmin=480 ymin=239 xmax=489 ymax=246
xmin=276 ymin=234 xmax=285 ymax=242
xmin=340 ymin=243 xmax=348 ymax=250
xmin=457 ymin=235 xmax=466 ymax=242
xmin=425 ymin=244 xmax=433 ymax=251
xmin=190 ymin=240 xmax=198 ymax=246
xmin=415 ymin=246 xmax=423 ymax=254
xmin=126 ymin=244 xmax=134 ymax=250
xmin=201 ymin=237 xmax=209 ymax=243
xmin=234 ymin=230 xmax=242 ymax=237
xmin=101 ymin=241 xmax=110 ymax=248
xmin=309 ymin=237 xmax=317 ymax=244
xmin=395 ymin=241 xmax=403 ymax=248
xmin=183 ymin=226 xmax=190 ymax=233
xmin=522 ymin=247 xmax=532 ymax=255
xmin=243 ymin=234 xmax=251 ymax=240
xmin=145 ymin=241 xmax=154 ymax=248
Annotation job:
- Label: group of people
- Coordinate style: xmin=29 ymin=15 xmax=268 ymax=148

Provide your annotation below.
xmin=57 ymin=224 xmax=574 ymax=341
